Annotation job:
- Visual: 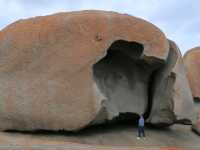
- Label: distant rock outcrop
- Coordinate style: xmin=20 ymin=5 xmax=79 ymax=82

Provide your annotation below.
xmin=0 ymin=10 xmax=194 ymax=131
xmin=184 ymin=47 xmax=200 ymax=134
xmin=184 ymin=47 xmax=200 ymax=101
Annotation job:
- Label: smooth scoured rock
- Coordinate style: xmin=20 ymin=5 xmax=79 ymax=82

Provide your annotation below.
xmin=0 ymin=10 xmax=169 ymax=131
xmin=148 ymin=40 xmax=194 ymax=126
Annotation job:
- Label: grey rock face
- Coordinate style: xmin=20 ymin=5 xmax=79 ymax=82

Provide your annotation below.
xmin=93 ymin=40 xmax=162 ymax=123
xmin=147 ymin=40 xmax=195 ymax=126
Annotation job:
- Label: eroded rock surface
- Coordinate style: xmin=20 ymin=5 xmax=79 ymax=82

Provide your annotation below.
xmin=92 ymin=40 xmax=163 ymax=123
xmin=147 ymin=40 xmax=194 ymax=126
xmin=0 ymin=10 xmax=169 ymax=131
xmin=170 ymin=41 xmax=195 ymax=124
xmin=0 ymin=10 xmax=194 ymax=131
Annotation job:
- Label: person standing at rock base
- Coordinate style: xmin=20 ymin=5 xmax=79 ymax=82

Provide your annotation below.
xmin=137 ymin=114 xmax=146 ymax=139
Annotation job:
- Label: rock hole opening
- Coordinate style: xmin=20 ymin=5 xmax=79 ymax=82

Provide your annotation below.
xmin=92 ymin=40 xmax=163 ymax=125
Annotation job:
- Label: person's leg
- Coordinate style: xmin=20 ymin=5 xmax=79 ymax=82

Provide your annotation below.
xmin=138 ymin=126 xmax=141 ymax=138
xmin=142 ymin=126 xmax=146 ymax=137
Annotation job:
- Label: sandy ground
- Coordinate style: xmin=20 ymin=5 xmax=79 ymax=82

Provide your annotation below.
xmin=0 ymin=123 xmax=199 ymax=150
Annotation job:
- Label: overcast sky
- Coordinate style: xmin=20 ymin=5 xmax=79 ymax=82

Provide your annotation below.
xmin=0 ymin=0 xmax=199 ymax=54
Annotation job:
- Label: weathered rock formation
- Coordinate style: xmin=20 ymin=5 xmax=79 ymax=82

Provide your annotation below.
xmin=170 ymin=42 xmax=195 ymax=124
xmin=148 ymin=40 xmax=194 ymax=125
xmin=183 ymin=47 xmax=200 ymax=134
xmin=0 ymin=10 xmax=194 ymax=131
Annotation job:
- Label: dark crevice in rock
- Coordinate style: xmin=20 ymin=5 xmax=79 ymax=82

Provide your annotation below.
xmin=143 ymin=69 xmax=159 ymax=120
xmin=194 ymin=97 xmax=200 ymax=103
xmin=174 ymin=119 xmax=192 ymax=125
xmin=92 ymin=40 xmax=163 ymax=125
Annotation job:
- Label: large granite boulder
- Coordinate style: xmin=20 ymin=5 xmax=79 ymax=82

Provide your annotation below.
xmin=0 ymin=10 xmax=194 ymax=131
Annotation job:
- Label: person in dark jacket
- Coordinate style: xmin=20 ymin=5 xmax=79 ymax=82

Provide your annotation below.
xmin=137 ymin=114 xmax=146 ymax=139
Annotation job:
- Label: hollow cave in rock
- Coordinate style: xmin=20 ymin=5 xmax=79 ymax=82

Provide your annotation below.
xmin=92 ymin=40 xmax=163 ymax=124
